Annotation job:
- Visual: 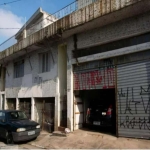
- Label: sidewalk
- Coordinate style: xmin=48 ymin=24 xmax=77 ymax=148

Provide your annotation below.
xmin=28 ymin=129 xmax=150 ymax=149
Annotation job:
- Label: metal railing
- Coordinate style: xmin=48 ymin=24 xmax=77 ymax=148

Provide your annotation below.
xmin=0 ymin=0 xmax=98 ymax=51
xmin=0 ymin=35 xmax=17 ymax=51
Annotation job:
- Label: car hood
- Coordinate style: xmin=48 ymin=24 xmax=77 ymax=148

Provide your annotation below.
xmin=10 ymin=119 xmax=38 ymax=128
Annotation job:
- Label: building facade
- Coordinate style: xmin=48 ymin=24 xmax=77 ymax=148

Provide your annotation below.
xmin=68 ymin=11 xmax=150 ymax=138
xmin=0 ymin=0 xmax=150 ymax=138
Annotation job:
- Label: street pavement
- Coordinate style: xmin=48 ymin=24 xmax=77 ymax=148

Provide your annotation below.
xmin=0 ymin=129 xmax=150 ymax=149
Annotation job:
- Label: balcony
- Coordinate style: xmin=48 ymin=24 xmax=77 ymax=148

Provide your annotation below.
xmin=0 ymin=0 xmax=150 ymax=62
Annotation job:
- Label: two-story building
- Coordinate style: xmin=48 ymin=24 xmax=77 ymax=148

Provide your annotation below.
xmin=0 ymin=0 xmax=150 ymax=139
xmin=0 ymin=7 xmax=58 ymax=133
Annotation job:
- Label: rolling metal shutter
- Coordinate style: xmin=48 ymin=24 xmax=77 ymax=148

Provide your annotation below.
xmin=117 ymin=60 xmax=150 ymax=139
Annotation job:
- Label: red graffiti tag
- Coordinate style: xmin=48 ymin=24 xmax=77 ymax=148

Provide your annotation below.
xmin=74 ymin=68 xmax=115 ymax=90
xmin=74 ymin=74 xmax=80 ymax=90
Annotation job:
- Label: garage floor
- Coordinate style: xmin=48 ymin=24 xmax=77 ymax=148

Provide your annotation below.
xmin=26 ymin=130 xmax=150 ymax=149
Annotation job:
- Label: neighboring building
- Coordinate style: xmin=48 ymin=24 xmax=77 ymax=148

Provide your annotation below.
xmin=0 ymin=0 xmax=150 ymax=139
xmin=15 ymin=7 xmax=57 ymax=42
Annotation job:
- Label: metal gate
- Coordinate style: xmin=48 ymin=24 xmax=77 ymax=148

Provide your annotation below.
xmin=60 ymin=97 xmax=67 ymax=127
xmin=35 ymin=100 xmax=43 ymax=127
xmin=19 ymin=99 xmax=31 ymax=119
xmin=43 ymin=101 xmax=54 ymax=132
xmin=7 ymin=98 xmax=16 ymax=110
xmin=74 ymin=97 xmax=83 ymax=130
xmin=73 ymin=59 xmax=116 ymax=130
xmin=117 ymin=59 xmax=150 ymax=139
xmin=35 ymin=99 xmax=55 ymax=133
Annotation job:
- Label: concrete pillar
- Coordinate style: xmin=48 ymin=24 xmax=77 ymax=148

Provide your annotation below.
xmin=16 ymin=98 xmax=19 ymax=110
xmin=0 ymin=94 xmax=2 ymax=110
xmin=0 ymin=67 xmax=5 ymax=91
xmin=54 ymin=94 xmax=59 ymax=131
xmin=31 ymin=97 xmax=35 ymax=121
xmin=4 ymin=96 xmax=7 ymax=110
xmin=0 ymin=94 xmax=5 ymax=110
xmin=23 ymin=29 xmax=27 ymax=39
xmin=57 ymin=44 xmax=67 ymax=130
xmin=67 ymin=65 xmax=74 ymax=131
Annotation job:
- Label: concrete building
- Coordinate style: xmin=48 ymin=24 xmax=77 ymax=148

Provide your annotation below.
xmin=0 ymin=0 xmax=150 ymax=139
xmin=15 ymin=7 xmax=57 ymax=42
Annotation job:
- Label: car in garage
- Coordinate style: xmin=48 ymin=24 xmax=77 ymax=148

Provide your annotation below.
xmin=0 ymin=110 xmax=41 ymax=144
xmin=87 ymin=104 xmax=114 ymax=127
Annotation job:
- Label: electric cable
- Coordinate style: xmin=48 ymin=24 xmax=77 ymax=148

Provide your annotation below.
xmin=0 ymin=0 xmax=22 ymax=6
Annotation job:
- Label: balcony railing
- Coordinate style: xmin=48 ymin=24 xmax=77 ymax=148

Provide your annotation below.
xmin=0 ymin=35 xmax=16 ymax=51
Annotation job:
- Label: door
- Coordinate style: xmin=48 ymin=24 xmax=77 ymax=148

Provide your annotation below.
xmin=19 ymin=99 xmax=31 ymax=119
xmin=43 ymin=101 xmax=54 ymax=132
xmin=35 ymin=100 xmax=43 ymax=127
xmin=74 ymin=97 xmax=83 ymax=130
xmin=7 ymin=99 xmax=16 ymax=110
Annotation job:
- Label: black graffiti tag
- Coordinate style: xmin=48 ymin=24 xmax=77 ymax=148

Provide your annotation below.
xmin=119 ymin=85 xmax=150 ymax=130
xmin=120 ymin=116 xmax=150 ymax=130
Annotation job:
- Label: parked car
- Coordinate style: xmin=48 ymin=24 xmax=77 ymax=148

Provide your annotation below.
xmin=0 ymin=110 xmax=41 ymax=144
xmin=87 ymin=104 xmax=113 ymax=127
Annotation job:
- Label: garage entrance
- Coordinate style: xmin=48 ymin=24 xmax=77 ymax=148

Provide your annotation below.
xmin=74 ymin=89 xmax=116 ymax=134
xmin=35 ymin=98 xmax=55 ymax=133
xmin=73 ymin=59 xmax=116 ymax=135
xmin=19 ymin=98 xmax=31 ymax=119
xmin=6 ymin=98 xmax=16 ymax=110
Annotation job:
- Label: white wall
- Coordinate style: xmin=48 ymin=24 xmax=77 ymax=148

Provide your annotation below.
xmin=27 ymin=13 xmax=57 ymax=37
xmin=5 ymin=48 xmax=57 ymax=98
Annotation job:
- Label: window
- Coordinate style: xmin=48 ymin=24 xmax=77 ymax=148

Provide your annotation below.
xmin=0 ymin=112 xmax=5 ymax=120
xmin=8 ymin=111 xmax=27 ymax=120
xmin=14 ymin=60 xmax=24 ymax=78
xmin=39 ymin=52 xmax=50 ymax=73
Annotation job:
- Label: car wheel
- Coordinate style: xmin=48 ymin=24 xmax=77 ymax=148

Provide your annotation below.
xmin=6 ymin=132 xmax=14 ymax=144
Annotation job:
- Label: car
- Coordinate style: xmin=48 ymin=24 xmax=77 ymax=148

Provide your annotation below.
xmin=0 ymin=110 xmax=41 ymax=144
xmin=87 ymin=104 xmax=114 ymax=127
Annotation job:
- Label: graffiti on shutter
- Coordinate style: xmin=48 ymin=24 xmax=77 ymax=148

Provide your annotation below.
xmin=117 ymin=60 xmax=150 ymax=138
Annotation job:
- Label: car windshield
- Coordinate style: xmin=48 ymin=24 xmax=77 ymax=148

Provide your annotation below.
xmin=8 ymin=111 xmax=28 ymax=120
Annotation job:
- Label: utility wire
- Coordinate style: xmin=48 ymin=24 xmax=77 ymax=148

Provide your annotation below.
xmin=0 ymin=1 xmax=76 ymax=30
xmin=23 ymin=1 xmax=76 ymax=31
xmin=0 ymin=35 xmax=15 ymax=46
xmin=0 ymin=0 xmax=22 ymax=6
xmin=0 ymin=28 xmax=20 ymax=29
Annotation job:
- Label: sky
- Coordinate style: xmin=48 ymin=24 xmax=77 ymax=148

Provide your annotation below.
xmin=0 ymin=0 xmax=75 ymax=47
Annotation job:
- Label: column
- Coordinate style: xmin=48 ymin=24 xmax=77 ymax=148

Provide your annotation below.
xmin=16 ymin=98 xmax=19 ymax=110
xmin=31 ymin=97 xmax=35 ymax=120
xmin=0 ymin=94 xmax=2 ymax=110
xmin=67 ymin=64 xmax=74 ymax=131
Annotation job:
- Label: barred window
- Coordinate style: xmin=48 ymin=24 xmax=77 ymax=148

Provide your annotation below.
xmin=39 ymin=52 xmax=50 ymax=73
